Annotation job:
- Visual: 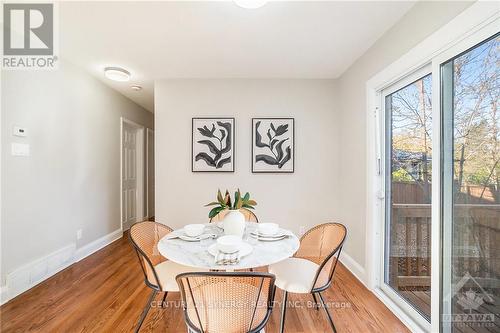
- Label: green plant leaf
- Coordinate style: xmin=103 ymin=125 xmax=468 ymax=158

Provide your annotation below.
xmin=246 ymin=199 xmax=257 ymax=206
xmin=236 ymin=189 xmax=243 ymax=209
xmin=233 ymin=191 xmax=239 ymax=209
xmin=242 ymin=204 xmax=255 ymax=210
xmin=204 ymin=201 xmax=220 ymax=207
xmin=209 ymin=206 xmax=224 ymax=219
xmin=243 ymin=192 xmax=250 ymax=202
xmin=217 ymin=189 xmax=224 ymax=204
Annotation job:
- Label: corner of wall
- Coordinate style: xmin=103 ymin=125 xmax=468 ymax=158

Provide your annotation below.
xmin=340 ymin=251 xmax=367 ymax=286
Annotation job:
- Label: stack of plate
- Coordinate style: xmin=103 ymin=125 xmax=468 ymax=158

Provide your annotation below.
xmin=250 ymin=223 xmax=289 ymax=241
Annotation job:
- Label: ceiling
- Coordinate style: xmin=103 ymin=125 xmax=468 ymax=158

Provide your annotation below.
xmin=60 ymin=1 xmax=416 ymax=112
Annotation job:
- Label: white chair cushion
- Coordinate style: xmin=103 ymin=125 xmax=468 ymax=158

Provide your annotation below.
xmin=268 ymin=257 xmax=319 ymax=294
xmin=154 ymin=261 xmax=205 ymax=292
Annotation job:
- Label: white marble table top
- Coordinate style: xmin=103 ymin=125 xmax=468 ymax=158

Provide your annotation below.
xmin=157 ymin=222 xmax=300 ymax=270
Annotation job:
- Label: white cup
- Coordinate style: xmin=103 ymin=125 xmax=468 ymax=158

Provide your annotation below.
xmin=258 ymin=223 xmax=279 ymax=236
xmin=217 ymin=235 xmax=242 ymax=253
xmin=184 ymin=224 xmax=205 ymax=237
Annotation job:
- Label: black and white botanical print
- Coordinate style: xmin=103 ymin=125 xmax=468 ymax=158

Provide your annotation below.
xmin=252 ymin=118 xmax=294 ymax=173
xmin=192 ymin=118 xmax=235 ymax=172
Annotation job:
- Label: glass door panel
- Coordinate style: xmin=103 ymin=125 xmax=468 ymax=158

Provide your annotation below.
xmin=441 ymin=34 xmax=500 ymax=333
xmin=385 ymin=73 xmax=432 ymax=320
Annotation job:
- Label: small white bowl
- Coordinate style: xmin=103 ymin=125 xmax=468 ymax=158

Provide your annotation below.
xmin=184 ymin=224 xmax=205 ymax=237
xmin=216 ymin=235 xmax=242 ymax=254
xmin=258 ymin=223 xmax=279 ymax=236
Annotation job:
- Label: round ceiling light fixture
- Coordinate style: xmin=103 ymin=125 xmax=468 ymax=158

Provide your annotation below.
xmin=234 ymin=0 xmax=268 ymax=9
xmin=130 ymin=85 xmax=142 ymax=91
xmin=104 ymin=67 xmax=130 ymax=82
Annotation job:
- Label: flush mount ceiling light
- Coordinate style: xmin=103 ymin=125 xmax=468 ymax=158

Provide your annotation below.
xmin=104 ymin=67 xmax=130 ymax=82
xmin=234 ymin=0 xmax=268 ymax=9
xmin=130 ymin=85 xmax=142 ymax=91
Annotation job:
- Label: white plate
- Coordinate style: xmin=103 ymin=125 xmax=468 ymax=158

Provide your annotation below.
xmin=208 ymin=242 xmax=253 ymax=257
xmin=178 ymin=235 xmax=201 ymax=242
xmin=251 ymin=230 xmax=287 ymax=237
xmin=250 ymin=233 xmax=289 ymax=241
xmin=178 ymin=234 xmax=214 ymax=242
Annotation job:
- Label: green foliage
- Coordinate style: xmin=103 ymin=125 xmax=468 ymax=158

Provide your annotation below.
xmin=205 ymin=189 xmax=257 ymax=218
xmin=466 ymin=168 xmax=493 ymax=186
xmin=392 ymin=168 xmax=414 ymax=182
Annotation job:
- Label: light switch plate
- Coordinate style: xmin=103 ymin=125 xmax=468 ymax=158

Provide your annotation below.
xmin=11 ymin=143 xmax=30 ymax=156
xmin=13 ymin=126 xmax=27 ymax=137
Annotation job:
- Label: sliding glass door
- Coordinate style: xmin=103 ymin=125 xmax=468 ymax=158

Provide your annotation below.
xmin=381 ymin=29 xmax=499 ymax=330
xmin=384 ymin=72 xmax=433 ymax=321
xmin=441 ymin=34 xmax=499 ymax=333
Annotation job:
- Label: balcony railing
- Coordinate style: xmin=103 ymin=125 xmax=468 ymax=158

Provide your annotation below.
xmin=391 ymin=203 xmax=499 ymax=288
xmin=390 ymin=203 xmax=499 ymax=321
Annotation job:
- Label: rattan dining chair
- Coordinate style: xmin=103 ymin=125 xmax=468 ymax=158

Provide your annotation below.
xmin=268 ymin=223 xmax=347 ymax=333
xmin=176 ymin=272 xmax=275 ymax=333
xmin=209 ymin=208 xmax=259 ymax=223
xmin=129 ymin=221 xmax=205 ymax=333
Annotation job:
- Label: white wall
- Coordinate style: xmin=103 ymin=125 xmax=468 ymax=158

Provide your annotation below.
xmin=336 ymin=1 xmax=472 ymax=270
xmin=155 ymin=79 xmax=340 ymax=236
xmin=1 ymin=60 xmax=153 ymax=285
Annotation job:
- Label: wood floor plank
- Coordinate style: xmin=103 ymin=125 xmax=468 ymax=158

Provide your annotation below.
xmin=0 ymin=233 xmax=410 ymax=333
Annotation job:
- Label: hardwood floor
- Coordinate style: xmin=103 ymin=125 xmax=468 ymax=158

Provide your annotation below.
xmin=0 ymin=233 xmax=410 ymax=333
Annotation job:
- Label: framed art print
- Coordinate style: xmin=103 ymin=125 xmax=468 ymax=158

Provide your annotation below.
xmin=252 ymin=118 xmax=294 ymax=173
xmin=192 ymin=118 xmax=235 ymax=172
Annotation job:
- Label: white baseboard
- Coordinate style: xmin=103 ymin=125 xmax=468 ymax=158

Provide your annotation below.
xmin=74 ymin=229 xmax=123 ymax=262
xmin=1 ymin=229 xmax=123 ymax=305
xmin=1 ymin=243 xmax=76 ymax=305
xmin=0 ymin=286 xmax=10 ymax=305
xmin=339 ymin=251 xmax=367 ymax=286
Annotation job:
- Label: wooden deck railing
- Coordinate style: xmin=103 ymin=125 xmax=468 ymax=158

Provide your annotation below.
xmin=390 ymin=203 xmax=500 ymax=290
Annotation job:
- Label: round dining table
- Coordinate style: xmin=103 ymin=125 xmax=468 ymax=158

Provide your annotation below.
xmin=157 ymin=222 xmax=300 ymax=270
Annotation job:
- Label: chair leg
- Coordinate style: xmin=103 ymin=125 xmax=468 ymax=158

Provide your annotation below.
xmin=279 ymin=291 xmax=288 ymax=333
xmin=312 ymin=293 xmax=320 ymax=311
xmin=135 ymin=290 xmax=157 ymax=333
xmin=161 ymin=292 xmax=168 ymax=308
xmin=318 ymin=292 xmax=337 ymax=333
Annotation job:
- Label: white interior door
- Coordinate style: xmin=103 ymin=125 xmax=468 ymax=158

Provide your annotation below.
xmin=147 ymin=129 xmax=155 ymax=218
xmin=122 ymin=122 xmax=138 ymax=228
